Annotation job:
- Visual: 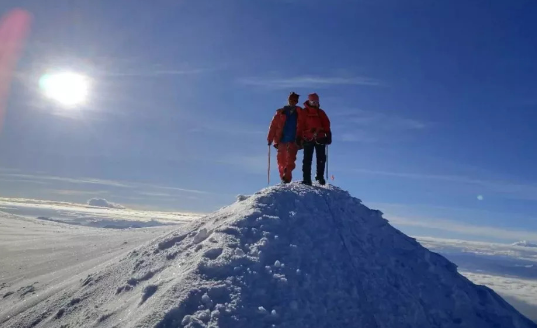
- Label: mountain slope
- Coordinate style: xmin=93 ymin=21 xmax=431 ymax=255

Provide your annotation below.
xmin=2 ymin=183 xmax=535 ymax=328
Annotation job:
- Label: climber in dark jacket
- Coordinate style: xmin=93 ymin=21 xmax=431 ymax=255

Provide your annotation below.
xmin=298 ymin=93 xmax=332 ymax=185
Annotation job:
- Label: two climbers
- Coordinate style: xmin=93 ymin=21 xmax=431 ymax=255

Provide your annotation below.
xmin=267 ymin=92 xmax=332 ymax=185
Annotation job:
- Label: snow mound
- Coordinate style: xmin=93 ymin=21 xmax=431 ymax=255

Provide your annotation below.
xmin=2 ymin=183 xmax=536 ymax=328
xmin=87 ymin=198 xmax=125 ymax=209
xmin=512 ymin=240 xmax=537 ymax=248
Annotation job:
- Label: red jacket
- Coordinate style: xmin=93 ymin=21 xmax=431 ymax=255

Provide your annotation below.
xmin=267 ymin=106 xmax=303 ymax=145
xmin=300 ymin=102 xmax=331 ymax=142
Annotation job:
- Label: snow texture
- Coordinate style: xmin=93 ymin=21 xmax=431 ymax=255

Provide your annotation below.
xmin=1 ymin=183 xmax=536 ymax=328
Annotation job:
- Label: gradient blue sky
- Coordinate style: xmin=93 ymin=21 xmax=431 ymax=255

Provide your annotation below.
xmin=1 ymin=0 xmax=537 ymax=243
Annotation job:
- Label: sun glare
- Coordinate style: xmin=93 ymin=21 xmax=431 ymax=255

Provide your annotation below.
xmin=39 ymin=72 xmax=90 ymax=107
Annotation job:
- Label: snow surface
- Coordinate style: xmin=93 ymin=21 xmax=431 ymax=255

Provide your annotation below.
xmin=1 ymin=183 xmax=536 ymax=327
xmin=0 ymin=212 xmax=169 ymax=325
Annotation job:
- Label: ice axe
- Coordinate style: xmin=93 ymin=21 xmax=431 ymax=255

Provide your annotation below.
xmin=325 ymin=145 xmax=329 ymax=180
xmin=267 ymin=144 xmax=271 ymax=186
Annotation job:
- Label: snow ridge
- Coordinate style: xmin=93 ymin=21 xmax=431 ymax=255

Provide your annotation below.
xmin=1 ymin=183 xmax=536 ymax=328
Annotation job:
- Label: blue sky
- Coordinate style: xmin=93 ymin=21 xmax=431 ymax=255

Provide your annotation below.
xmin=1 ymin=0 xmax=537 ymax=242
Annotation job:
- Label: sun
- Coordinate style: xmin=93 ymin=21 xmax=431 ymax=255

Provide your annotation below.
xmin=39 ymin=71 xmax=90 ymax=107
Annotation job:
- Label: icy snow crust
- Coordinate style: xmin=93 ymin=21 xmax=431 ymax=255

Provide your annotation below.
xmin=2 ymin=183 xmax=536 ymax=328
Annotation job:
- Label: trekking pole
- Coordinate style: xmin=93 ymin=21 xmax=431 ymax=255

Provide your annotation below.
xmin=268 ymin=145 xmax=271 ymax=186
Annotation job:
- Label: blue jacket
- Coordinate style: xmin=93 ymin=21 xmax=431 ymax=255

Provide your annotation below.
xmin=280 ymin=106 xmax=298 ymax=143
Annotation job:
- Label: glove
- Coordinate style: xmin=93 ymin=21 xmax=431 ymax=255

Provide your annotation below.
xmin=316 ymin=131 xmax=331 ymax=145
xmin=295 ymin=138 xmax=303 ymax=150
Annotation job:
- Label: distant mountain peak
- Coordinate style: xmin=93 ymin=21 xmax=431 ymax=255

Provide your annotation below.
xmin=512 ymin=240 xmax=537 ymax=248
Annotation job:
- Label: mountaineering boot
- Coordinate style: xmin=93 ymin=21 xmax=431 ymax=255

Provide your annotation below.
xmin=315 ymin=175 xmax=326 ymax=185
xmin=281 ymin=168 xmax=291 ymax=184
xmin=315 ymin=145 xmax=327 ymax=186
xmin=301 ymin=178 xmax=312 ymax=186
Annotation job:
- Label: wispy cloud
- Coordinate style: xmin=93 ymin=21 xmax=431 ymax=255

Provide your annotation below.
xmin=339 ymin=131 xmax=378 ymax=143
xmin=0 ymin=172 xmax=214 ymax=196
xmin=335 ymin=133 xmax=367 ymax=143
xmin=335 ymin=109 xmax=428 ymax=130
xmin=333 ymin=109 xmax=428 ymax=143
xmin=0 ymin=178 xmax=48 ymax=185
xmin=351 ymin=168 xmax=484 ymax=184
xmin=3 ymin=173 xmax=130 ymax=187
xmin=146 ymin=185 xmax=212 ymax=195
xmin=100 ymin=67 xmax=214 ymax=78
xmin=188 ymin=122 xmax=264 ymax=136
xmin=137 ymin=191 xmax=174 ymax=197
xmin=239 ymin=75 xmax=382 ymax=89
xmin=216 ymin=154 xmax=268 ymax=175
xmin=50 ymin=189 xmax=110 ymax=196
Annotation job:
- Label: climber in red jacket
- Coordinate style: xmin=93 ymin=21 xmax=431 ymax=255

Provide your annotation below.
xmin=298 ymin=93 xmax=331 ymax=185
xmin=267 ymin=92 xmax=303 ymax=183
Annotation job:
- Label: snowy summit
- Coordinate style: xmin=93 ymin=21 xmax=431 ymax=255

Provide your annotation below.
xmin=1 ymin=184 xmax=535 ymax=328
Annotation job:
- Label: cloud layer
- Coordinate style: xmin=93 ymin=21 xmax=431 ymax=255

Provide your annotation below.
xmin=0 ymin=171 xmax=211 ymax=195
xmin=391 ymin=215 xmax=537 ymax=243
xmin=332 ymin=109 xmax=428 ymax=143
xmin=416 ymin=237 xmax=537 ymax=323
xmin=239 ymin=75 xmax=382 ymax=89
xmin=87 ymin=198 xmax=125 ymax=209
xmin=0 ymin=197 xmax=200 ymax=225
xmin=461 ymin=272 xmax=537 ymax=323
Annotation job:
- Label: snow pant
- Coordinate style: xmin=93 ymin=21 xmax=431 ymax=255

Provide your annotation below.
xmin=277 ymin=142 xmax=298 ymax=182
xmin=302 ymin=142 xmax=326 ymax=181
